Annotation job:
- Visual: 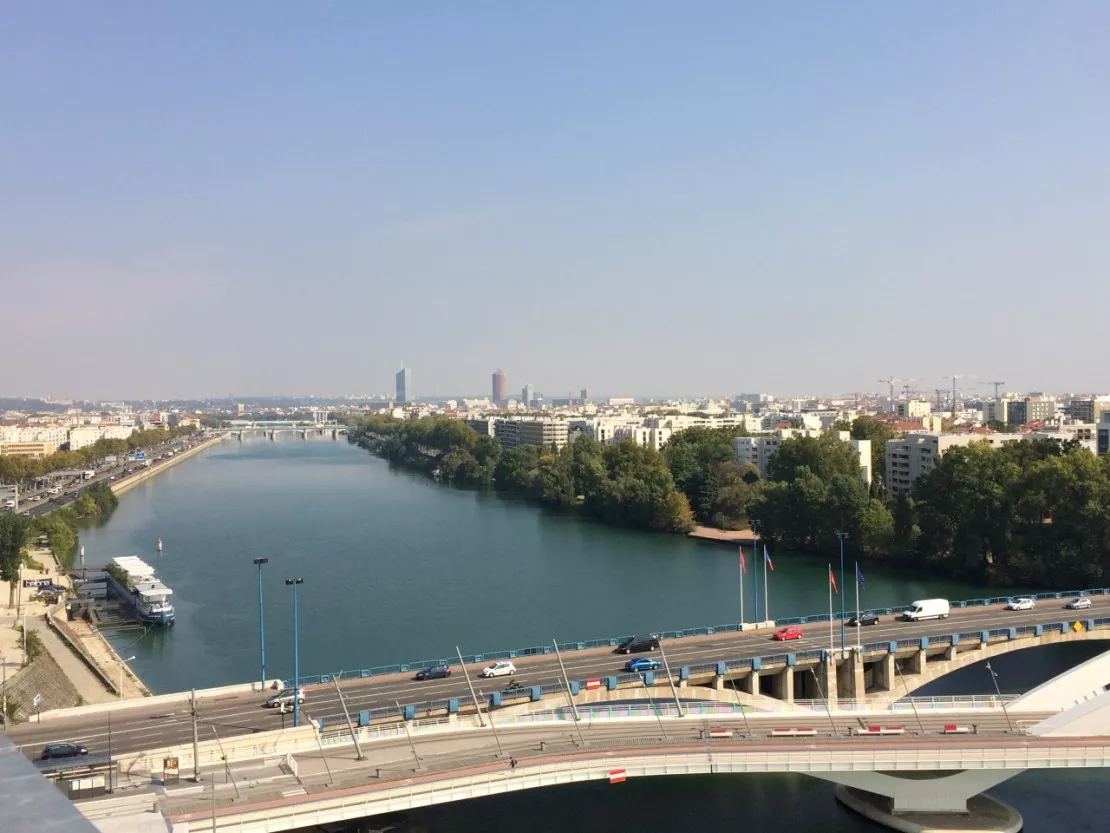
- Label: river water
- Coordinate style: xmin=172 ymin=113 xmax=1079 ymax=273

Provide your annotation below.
xmin=76 ymin=436 xmax=1102 ymax=831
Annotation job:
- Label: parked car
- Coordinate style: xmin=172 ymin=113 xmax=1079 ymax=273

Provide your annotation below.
xmin=41 ymin=743 xmax=88 ymax=760
xmin=1005 ymin=597 xmax=1035 ymax=611
xmin=846 ymin=612 xmax=879 ymax=627
xmin=625 ymin=657 xmax=661 ymax=673
xmin=1066 ymin=596 xmax=1092 ymax=610
xmin=265 ymin=688 xmax=305 ymax=708
xmin=773 ymin=626 xmax=803 ymax=641
xmin=415 ymin=664 xmax=451 ymax=681
xmin=479 ymin=661 xmax=516 ymax=678
xmin=615 ymin=634 xmax=661 ymax=654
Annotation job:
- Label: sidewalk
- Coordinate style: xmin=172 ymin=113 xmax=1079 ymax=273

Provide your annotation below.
xmin=27 ymin=616 xmax=115 ymax=704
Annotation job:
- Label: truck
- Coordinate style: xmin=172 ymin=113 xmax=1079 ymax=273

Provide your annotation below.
xmin=82 ymin=470 xmax=95 ymax=480
xmin=901 ymin=598 xmax=950 ymax=621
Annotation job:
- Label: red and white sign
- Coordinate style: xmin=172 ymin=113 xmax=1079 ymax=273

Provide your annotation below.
xmin=609 ymin=768 xmax=627 ymax=784
xmin=585 ymin=678 xmax=601 ymax=691
xmin=708 ymin=727 xmax=734 ymax=738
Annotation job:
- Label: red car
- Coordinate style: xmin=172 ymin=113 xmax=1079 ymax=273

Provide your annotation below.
xmin=773 ymin=626 xmax=803 ymax=641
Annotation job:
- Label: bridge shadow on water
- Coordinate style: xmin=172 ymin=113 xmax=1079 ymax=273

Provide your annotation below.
xmin=315 ymin=642 xmax=1110 ymax=833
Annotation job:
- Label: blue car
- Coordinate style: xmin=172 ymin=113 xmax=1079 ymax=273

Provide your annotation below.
xmin=625 ymin=657 xmax=661 ymax=673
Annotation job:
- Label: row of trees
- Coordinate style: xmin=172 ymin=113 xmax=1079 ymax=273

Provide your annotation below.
xmin=351 ymin=416 xmax=695 ymax=532
xmin=0 ymin=426 xmax=199 ymax=485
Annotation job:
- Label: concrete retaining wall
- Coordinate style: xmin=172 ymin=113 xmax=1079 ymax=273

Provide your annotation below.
xmin=110 ymin=435 xmax=228 ymax=497
xmin=37 ymin=678 xmax=284 ymax=722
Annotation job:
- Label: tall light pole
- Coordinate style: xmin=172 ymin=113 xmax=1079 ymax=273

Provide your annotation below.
xmin=986 ymin=662 xmax=1013 ymax=733
xmin=836 ymin=533 xmax=848 ymax=656
xmin=253 ymin=558 xmax=268 ymax=687
xmin=285 ymin=578 xmax=304 ymax=727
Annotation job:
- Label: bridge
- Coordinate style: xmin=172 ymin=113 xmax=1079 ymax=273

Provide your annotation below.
xmin=225 ymin=420 xmax=349 ymax=441
xmin=8 ymin=589 xmax=1110 ymax=831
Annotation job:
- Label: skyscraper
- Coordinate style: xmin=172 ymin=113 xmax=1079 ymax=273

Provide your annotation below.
xmin=492 ymin=369 xmax=507 ymax=405
xmin=395 ymin=366 xmax=411 ymax=404
xmin=522 ymin=384 xmax=534 ymax=407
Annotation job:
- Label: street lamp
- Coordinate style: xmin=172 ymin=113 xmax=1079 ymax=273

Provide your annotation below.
xmin=986 ymin=662 xmax=1014 ymax=733
xmin=285 ymin=578 xmax=304 ymax=727
xmin=117 ymin=656 xmax=136 ymax=701
xmin=836 ymin=532 xmax=848 ymax=656
xmin=253 ymin=558 xmax=268 ymax=687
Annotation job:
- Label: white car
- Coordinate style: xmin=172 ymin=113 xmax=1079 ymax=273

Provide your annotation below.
xmin=1005 ymin=597 xmax=1035 ymax=611
xmin=479 ymin=661 xmax=516 ymax=678
xmin=1066 ymin=596 xmax=1092 ymax=610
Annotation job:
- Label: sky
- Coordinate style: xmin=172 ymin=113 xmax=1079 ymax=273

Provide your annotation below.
xmin=3 ymin=2 xmax=1110 ymax=401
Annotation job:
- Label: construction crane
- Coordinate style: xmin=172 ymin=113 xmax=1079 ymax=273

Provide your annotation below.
xmin=878 ymin=377 xmax=899 ymax=412
xmin=900 ymin=379 xmax=919 ymax=400
xmin=934 ymin=389 xmax=945 ymax=413
xmin=987 ymin=381 xmax=1006 ymax=399
xmin=943 ymin=374 xmax=974 ymax=417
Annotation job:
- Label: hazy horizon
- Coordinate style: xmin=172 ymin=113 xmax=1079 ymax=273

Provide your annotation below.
xmin=5 ymin=3 xmax=1109 ymax=401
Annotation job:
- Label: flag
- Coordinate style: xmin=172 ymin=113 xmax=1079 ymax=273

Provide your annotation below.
xmin=856 ymin=565 xmax=865 ymax=592
xmin=829 ymin=567 xmax=838 ymax=594
xmin=739 ymin=548 xmax=747 ymax=574
xmin=763 ymin=546 xmax=774 ymax=571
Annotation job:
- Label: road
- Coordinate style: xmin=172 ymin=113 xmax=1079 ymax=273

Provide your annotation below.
xmin=7 ymin=597 xmax=1101 ymax=759
xmin=12 ymin=435 xmax=209 ymax=517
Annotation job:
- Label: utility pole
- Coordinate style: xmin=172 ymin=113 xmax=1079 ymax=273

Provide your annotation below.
xmin=656 ymin=640 xmax=686 ymax=718
xmin=455 ymin=646 xmax=486 ymax=727
xmin=836 ymin=532 xmax=848 ymax=657
xmin=331 ymin=675 xmax=364 ymax=760
xmin=285 ymin=578 xmax=304 ymax=727
xmin=395 ymin=699 xmax=423 ymax=771
xmin=253 ymin=558 xmax=268 ymax=687
xmin=987 ymin=662 xmax=1014 ymax=733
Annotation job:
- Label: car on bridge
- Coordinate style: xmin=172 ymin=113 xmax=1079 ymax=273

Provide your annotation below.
xmin=41 ymin=743 xmax=88 ymax=760
xmin=480 ymin=661 xmax=516 ymax=678
xmin=615 ymin=634 xmax=660 ymax=654
xmin=1067 ymin=596 xmax=1092 ymax=610
xmin=1005 ymin=597 xmax=1035 ymax=611
xmin=773 ymin=626 xmax=803 ymax=641
xmin=265 ymin=688 xmax=305 ymax=708
xmin=415 ymin=664 xmax=452 ymax=681
xmin=847 ymin=612 xmax=879 ymax=627
xmin=625 ymin=657 xmax=661 ymax=673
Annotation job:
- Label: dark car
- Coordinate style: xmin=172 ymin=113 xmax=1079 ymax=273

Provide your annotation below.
xmin=41 ymin=743 xmax=88 ymax=760
xmin=616 ymin=634 xmax=660 ymax=654
xmin=415 ymin=664 xmax=451 ymax=681
xmin=847 ymin=612 xmax=880 ymax=627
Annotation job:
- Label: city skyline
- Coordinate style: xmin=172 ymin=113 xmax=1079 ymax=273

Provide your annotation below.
xmin=4 ymin=4 xmax=1109 ymax=400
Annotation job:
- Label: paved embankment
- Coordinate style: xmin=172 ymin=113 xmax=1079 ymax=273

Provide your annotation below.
xmin=110 ymin=433 xmax=228 ymax=496
xmin=687 ymin=525 xmax=754 ymax=544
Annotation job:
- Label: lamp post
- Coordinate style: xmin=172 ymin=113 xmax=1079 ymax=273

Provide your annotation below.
xmin=986 ymin=662 xmax=1013 ymax=733
xmin=285 ymin=578 xmax=304 ymax=727
xmin=253 ymin=558 xmax=268 ymax=687
xmin=117 ymin=656 xmax=136 ymax=701
xmin=836 ymin=532 xmax=848 ymax=656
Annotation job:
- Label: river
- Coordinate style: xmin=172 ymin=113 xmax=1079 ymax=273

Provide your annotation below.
xmin=75 ymin=436 xmax=1101 ymax=832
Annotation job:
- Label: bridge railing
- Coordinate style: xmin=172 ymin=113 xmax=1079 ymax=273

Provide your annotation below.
xmin=289 ymin=586 xmax=1110 ymax=689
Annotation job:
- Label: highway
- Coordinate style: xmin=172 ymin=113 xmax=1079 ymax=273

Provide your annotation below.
xmin=13 ymin=434 xmax=209 ymax=518
xmin=7 ymin=596 xmax=1104 ymax=759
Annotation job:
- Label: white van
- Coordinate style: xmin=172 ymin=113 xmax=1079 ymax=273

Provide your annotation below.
xmin=901 ymin=598 xmax=950 ymax=621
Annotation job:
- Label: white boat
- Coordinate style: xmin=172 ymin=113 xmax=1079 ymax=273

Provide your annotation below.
xmin=105 ymin=556 xmax=175 ymax=627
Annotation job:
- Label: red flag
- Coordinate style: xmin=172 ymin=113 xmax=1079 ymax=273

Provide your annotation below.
xmin=829 ymin=568 xmax=838 ymax=594
xmin=739 ymin=548 xmax=747 ymax=574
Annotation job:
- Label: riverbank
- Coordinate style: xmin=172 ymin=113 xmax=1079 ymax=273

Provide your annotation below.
xmin=110 ymin=432 xmax=229 ymax=496
xmin=688 ymin=526 xmax=754 ymax=544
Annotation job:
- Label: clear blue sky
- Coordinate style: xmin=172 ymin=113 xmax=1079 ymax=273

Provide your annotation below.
xmin=4 ymin=2 xmax=1109 ymax=401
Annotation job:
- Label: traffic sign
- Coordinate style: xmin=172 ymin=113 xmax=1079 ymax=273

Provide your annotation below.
xmin=32 ymin=694 xmax=41 ymax=708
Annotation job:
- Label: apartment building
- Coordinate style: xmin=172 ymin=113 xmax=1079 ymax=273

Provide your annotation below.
xmin=493 ymin=419 xmax=569 ymax=451
xmin=894 ymin=399 xmax=932 ymax=419
xmin=0 ymin=441 xmax=57 ymax=457
xmin=0 ymin=424 xmax=70 ymax=447
xmin=68 ymin=425 xmax=137 ymax=450
xmin=1071 ymin=397 xmax=1110 ymax=425
xmin=1007 ymin=397 xmax=1056 ymax=426
xmin=884 ymin=432 xmax=1025 ymax=495
xmin=733 ymin=429 xmax=871 ymax=485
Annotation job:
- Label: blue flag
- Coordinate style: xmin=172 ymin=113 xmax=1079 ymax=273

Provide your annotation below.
xmin=856 ymin=564 xmax=866 ymax=592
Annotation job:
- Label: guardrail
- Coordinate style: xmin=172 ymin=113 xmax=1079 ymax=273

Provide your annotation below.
xmin=287 ymin=587 xmax=1110 ymax=688
xmin=313 ymin=616 xmax=1110 ymax=730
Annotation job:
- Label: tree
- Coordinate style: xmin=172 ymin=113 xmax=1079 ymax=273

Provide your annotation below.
xmin=848 ymin=415 xmax=899 ymax=481
xmin=0 ymin=513 xmax=27 ymax=608
xmin=766 ymin=434 xmax=864 ymax=485
xmin=663 ymin=427 xmax=745 ymax=522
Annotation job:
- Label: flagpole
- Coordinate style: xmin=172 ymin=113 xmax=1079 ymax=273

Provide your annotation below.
xmin=763 ymin=547 xmax=769 ymax=623
xmin=855 ymin=561 xmax=861 ymax=652
xmin=752 ymin=529 xmax=760 ymax=624
xmin=828 ymin=563 xmax=834 ymax=657
xmin=739 ymin=548 xmax=745 ymax=627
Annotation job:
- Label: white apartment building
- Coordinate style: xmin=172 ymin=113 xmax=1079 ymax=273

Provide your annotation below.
xmin=0 ymin=424 xmax=70 ymax=447
xmin=67 ymin=425 xmax=139 ymax=450
xmin=1099 ymin=412 xmax=1110 ymax=457
xmin=493 ymin=419 xmax=569 ymax=451
xmin=895 ymin=399 xmax=932 ymax=419
xmin=884 ymin=432 xmax=1026 ymax=495
xmin=733 ymin=429 xmax=871 ymax=486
